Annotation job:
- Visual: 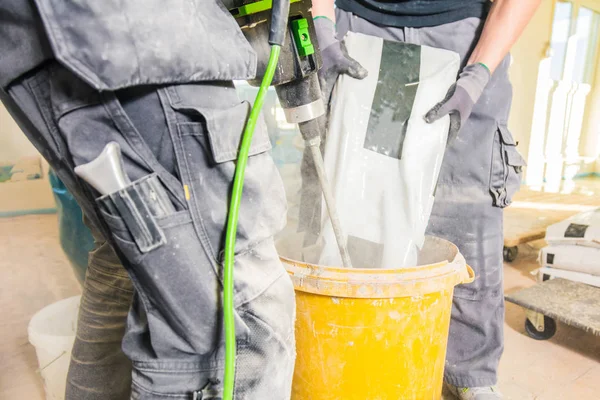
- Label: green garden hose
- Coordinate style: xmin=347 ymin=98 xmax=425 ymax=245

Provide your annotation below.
xmin=222 ymin=45 xmax=282 ymax=400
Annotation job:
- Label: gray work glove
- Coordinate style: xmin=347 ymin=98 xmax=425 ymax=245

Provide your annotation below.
xmin=314 ymin=17 xmax=368 ymax=107
xmin=424 ymin=63 xmax=491 ymax=141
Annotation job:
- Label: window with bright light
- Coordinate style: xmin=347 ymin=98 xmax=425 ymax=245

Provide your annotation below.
xmin=573 ymin=7 xmax=600 ymax=84
xmin=550 ymin=1 xmax=574 ymax=81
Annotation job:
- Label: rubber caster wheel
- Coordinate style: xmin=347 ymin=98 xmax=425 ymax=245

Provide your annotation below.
xmin=525 ymin=316 xmax=557 ymax=340
xmin=503 ymin=246 xmax=518 ymax=262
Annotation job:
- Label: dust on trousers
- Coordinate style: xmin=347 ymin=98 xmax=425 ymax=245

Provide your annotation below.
xmin=1 ymin=2 xmax=297 ymax=396
xmin=335 ymin=10 xmax=525 ymax=388
xmin=3 ymin=60 xmax=297 ymax=399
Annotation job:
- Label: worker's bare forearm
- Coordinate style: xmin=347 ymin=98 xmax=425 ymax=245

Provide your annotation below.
xmin=468 ymin=0 xmax=542 ymax=73
xmin=311 ymin=0 xmax=336 ymax=21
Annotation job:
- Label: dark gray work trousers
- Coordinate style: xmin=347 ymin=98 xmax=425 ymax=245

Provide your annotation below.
xmin=337 ymin=10 xmax=525 ymax=388
xmin=3 ymin=61 xmax=296 ymax=399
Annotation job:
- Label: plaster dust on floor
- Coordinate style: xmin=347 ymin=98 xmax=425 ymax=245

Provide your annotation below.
xmin=2 ymin=214 xmax=600 ymax=399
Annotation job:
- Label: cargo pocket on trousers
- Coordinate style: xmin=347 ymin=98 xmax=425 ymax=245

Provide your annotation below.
xmin=97 ymin=173 xmax=249 ymax=356
xmin=167 ymin=85 xmax=287 ymax=263
xmin=489 ymin=123 xmax=526 ymax=208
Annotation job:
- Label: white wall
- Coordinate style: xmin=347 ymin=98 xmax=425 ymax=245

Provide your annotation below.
xmin=580 ymin=47 xmax=600 ymax=161
xmin=0 ymin=103 xmax=39 ymax=165
xmin=508 ymin=0 xmax=555 ymax=160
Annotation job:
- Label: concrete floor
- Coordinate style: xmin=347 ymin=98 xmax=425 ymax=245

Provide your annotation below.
xmin=1 ymin=214 xmax=599 ymax=399
xmin=0 ymin=214 xmax=80 ymax=400
xmin=491 ymin=242 xmax=600 ymax=399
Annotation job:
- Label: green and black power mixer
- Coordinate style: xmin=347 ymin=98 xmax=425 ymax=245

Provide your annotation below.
xmin=222 ymin=1 xmax=353 ymax=397
xmin=227 ymin=0 xmax=352 ymax=270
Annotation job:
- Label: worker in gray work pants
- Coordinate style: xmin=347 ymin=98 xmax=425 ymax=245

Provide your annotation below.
xmin=0 ymin=1 xmax=295 ymax=399
xmin=311 ymin=0 xmax=539 ymax=399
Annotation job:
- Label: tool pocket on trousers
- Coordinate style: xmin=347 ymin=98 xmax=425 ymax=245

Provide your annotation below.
xmin=166 ymin=85 xmax=287 ymax=262
xmin=97 ymin=173 xmax=249 ymax=356
xmin=97 ymin=174 xmax=173 ymax=255
xmin=489 ymin=123 xmax=526 ymax=208
xmin=131 ymin=365 xmax=225 ymax=400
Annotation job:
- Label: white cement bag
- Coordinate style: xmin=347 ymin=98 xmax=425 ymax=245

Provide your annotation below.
xmin=314 ymin=32 xmax=460 ymax=268
xmin=539 ymin=245 xmax=600 ymax=276
xmin=545 ymin=208 xmax=600 ymax=248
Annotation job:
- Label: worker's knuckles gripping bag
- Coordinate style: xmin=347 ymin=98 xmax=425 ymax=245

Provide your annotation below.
xmin=308 ymin=32 xmax=460 ymax=268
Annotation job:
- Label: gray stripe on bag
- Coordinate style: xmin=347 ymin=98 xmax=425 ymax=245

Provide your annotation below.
xmin=564 ymin=223 xmax=589 ymax=238
xmin=347 ymin=235 xmax=384 ymax=269
xmin=364 ymin=42 xmax=421 ymax=160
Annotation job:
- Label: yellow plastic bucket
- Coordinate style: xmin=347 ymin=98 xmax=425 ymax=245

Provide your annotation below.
xmin=278 ymin=236 xmax=474 ymax=400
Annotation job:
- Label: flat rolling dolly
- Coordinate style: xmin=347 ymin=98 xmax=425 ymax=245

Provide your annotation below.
xmin=503 ymin=187 xmax=600 ymax=263
xmin=505 ymin=276 xmax=600 ymax=340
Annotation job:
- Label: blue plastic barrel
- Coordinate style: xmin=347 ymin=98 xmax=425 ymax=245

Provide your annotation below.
xmin=48 ymin=170 xmax=95 ymax=284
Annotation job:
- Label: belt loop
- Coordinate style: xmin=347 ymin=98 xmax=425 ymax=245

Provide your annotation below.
xmin=404 ymin=27 xmax=421 ymax=46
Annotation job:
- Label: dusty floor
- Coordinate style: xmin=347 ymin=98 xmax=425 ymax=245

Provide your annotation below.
xmin=1 ymin=213 xmax=600 ymax=399
xmin=0 ymin=214 xmax=80 ymax=400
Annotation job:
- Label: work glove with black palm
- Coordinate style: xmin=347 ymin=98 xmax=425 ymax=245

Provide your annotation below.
xmin=424 ymin=63 xmax=491 ymax=143
xmin=314 ymin=17 xmax=368 ymax=109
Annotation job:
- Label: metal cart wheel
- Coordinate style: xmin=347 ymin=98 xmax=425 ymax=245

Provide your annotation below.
xmin=503 ymin=246 xmax=518 ymax=262
xmin=525 ymin=316 xmax=557 ymax=340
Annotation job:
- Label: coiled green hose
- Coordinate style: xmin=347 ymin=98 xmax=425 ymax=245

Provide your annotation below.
xmin=222 ymin=45 xmax=282 ymax=400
